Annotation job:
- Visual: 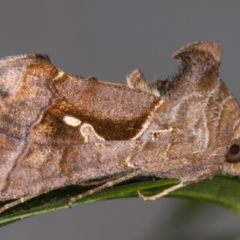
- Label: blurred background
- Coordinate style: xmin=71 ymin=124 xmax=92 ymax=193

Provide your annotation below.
xmin=1 ymin=1 xmax=240 ymax=239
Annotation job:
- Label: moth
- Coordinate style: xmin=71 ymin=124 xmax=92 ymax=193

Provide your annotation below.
xmin=0 ymin=41 xmax=240 ymax=214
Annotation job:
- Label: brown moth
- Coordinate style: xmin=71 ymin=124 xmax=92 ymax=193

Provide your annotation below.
xmin=0 ymin=41 xmax=240 ymax=214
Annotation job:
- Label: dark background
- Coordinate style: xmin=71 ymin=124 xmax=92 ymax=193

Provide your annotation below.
xmin=1 ymin=1 xmax=240 ymax=240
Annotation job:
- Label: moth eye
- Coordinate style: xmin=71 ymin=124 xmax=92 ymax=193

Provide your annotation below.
xmin=226 ymin=144 xmax=240 ymax=163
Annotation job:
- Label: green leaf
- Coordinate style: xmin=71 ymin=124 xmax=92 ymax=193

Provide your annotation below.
xmin=0 ymin=175 xmax=240 ymax=227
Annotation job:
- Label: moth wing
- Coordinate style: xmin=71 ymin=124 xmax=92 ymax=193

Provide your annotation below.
xmin=0 ymin=54 xmax=58 ymax=196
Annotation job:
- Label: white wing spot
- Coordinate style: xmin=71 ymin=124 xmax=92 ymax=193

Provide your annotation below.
xmin=63 ymin=116 xmax=81 ymax=127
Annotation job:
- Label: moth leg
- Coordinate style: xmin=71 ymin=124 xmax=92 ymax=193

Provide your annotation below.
xmin=68 ymin=169 xmax=144 ymax=207
xmin=0 ymin=195 xmax=39 ymax=215
xmin=138 ymin=182 xmax=185 ymax=200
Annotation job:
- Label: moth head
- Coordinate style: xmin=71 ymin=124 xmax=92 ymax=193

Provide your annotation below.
xmin=221 ymin=139 xmax=240 ymax=176
xmin=226 ymin=143 xmax=240 ymax=163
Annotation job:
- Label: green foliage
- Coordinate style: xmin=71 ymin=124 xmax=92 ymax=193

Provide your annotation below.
xmin=0 ymin=176 xmax=240 ymax=227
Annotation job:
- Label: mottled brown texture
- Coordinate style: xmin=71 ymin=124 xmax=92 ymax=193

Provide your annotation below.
xmin=1 ymin=41 xmax=240 ymax=213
